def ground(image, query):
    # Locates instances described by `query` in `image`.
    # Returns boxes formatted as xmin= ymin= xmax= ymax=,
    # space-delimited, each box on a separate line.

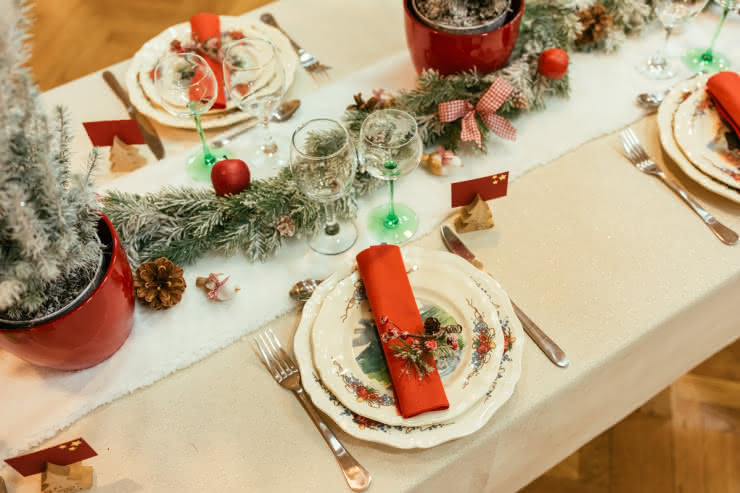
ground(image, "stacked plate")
xmin=125 ymin=16 xmax=298 ymax=129
xmin=658 ymin=76 xmax=740 ymax=204
xmin=294 ymin=247 xmax=524 ymax=449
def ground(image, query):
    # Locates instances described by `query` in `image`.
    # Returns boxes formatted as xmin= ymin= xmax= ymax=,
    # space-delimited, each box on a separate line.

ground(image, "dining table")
xmin=3 ymin=0 xmax=740 ymax=491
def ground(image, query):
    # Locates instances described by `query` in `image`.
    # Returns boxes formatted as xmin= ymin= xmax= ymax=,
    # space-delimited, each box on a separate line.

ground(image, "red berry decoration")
xmin=210 ymin=159 xmax=251 ymax=196
xmin=538 ymin=48 xmax=569 ymax=80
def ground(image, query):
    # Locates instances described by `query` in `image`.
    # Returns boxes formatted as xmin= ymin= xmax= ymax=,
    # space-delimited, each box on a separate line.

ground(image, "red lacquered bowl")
xmin=0 ymin=214 xmax=135 ymax=370
xmin=404 ymin=0 xmax=525 ymax=75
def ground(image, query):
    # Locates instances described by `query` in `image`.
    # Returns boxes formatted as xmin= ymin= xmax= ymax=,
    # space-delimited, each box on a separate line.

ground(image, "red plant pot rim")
xmin=404 ymin=0 xmax=524 ymax=40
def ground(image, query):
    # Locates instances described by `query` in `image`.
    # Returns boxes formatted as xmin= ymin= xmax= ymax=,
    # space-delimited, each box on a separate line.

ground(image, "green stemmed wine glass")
xmin=683 ymin=0 xmax=736 ymax=73
xmin=359 ymin=109 xmax=423 ymax=245
xmin=154 ymin=52 xmax=231 ymax=181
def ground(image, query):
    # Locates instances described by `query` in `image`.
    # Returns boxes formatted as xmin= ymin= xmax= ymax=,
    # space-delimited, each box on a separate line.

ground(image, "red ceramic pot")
xmin=404 ymin=0 xmax=525 ymax=75
xmin=0 ymin=214 xmax=135 ymax=370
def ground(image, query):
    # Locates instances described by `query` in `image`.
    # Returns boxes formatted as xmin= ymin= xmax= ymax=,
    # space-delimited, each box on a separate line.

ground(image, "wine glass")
xmin=358 ymin=109 xmax=423 ymax=245
xmin=290 ymin=118 xmax=358 ymax=255
xmin=154 ymin=52 xmax=231 ymax=181
xmin=638 ymin=0 xmax=709 ymax=79
xmin=223 ymin=38 xmax=286 ymax=168
xmin=683 ymin=0 xmax=735 ymax=73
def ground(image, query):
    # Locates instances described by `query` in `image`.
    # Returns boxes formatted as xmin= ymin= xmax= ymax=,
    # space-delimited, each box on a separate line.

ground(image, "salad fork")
xmin=254 ymin=329 xmax=371 ymax=492
xmin=260 ymin=13 xmax=331 ymax=81
xmin=619 ymin=128 xmax=738 ymax=245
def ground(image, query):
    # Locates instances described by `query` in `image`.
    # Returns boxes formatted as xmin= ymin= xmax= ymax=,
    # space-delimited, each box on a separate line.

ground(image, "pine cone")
xmin=576 ymin=4 xmax=613 ymax=46
xmin=424 ymin=317 xmax=441 ymax=335
xmin=347 ymin=93 xmax=381 ymax=112
xmin=134 ymin=257 xmax=186 ymax=310
xmin=275 ymin=215 xmax=296 ymax=237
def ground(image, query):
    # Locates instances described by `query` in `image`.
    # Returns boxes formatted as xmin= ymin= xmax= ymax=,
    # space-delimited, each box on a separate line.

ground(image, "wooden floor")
xmin=522 ymin=339 xmax=740 ymax=493
xmin=28 ymin=0 xmax=273 ymax=91
xmin=25 ymin=1 xmax=740 ymax=491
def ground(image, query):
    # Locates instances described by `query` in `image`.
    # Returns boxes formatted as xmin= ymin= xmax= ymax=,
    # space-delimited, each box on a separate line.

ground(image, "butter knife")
xmin=102 ymin=70 xmax=165 ymax=160
xmin=440 ymin=225 xmax=569 ymax=368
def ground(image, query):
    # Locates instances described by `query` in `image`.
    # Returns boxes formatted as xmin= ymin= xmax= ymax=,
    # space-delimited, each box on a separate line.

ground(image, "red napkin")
xmin=707 ymin=71 xmax=740 ymax=138
xmin=189 ymin=13 xmax=226 ymax=109
xmin=356 ymin=245 xmax=449 ymax=418
xmin=82 ymin=120 xmax=146 ymax=146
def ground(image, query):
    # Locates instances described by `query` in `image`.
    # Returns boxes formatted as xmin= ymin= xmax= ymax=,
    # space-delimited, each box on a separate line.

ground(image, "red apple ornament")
xmin=538 ymin=48 xmax=569 ymax=80
xmin=211 ymin=159 xmax=251 ymax=196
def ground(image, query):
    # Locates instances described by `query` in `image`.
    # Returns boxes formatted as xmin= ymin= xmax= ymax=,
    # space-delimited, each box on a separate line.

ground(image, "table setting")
xmin=1 ymin=0 xmax=740 ymax=491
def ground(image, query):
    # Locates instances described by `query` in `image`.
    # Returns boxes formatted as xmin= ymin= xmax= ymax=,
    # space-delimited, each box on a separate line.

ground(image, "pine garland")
xmin=104 ymin=0 xmax=654 ymax=267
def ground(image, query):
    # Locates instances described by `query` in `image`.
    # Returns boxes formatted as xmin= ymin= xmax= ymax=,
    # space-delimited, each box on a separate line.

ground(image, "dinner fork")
xmin=254 ymin=329 xmax=371 ymax=492
xmin=260 ymin=13 xmax=331 ymax=81
xmin=619 ymin=128 xmax=738 ymax=245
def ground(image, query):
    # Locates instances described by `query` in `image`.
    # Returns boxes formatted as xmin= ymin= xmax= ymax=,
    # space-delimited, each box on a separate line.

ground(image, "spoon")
xmin=211 ymin=99 xmax=301 ymax=148
xmin=289 ymin=279 xmax=322 ymax=302
xmin=636 ymin=90 xmax=669 ymax=112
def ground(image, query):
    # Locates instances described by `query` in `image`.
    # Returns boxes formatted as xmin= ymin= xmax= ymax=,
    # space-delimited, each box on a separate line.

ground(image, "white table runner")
xmin=1 ymin=14 xmax=738 ymax=459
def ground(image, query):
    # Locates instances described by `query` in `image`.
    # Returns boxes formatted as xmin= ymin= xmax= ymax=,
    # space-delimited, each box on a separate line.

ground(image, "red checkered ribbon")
xmin=438 ymin=78 xmax=517 ymax=147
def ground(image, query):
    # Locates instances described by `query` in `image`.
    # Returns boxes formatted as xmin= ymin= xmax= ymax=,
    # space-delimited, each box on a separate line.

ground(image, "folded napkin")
xmin=189 ymin=13 xmax=226 ymax=109
xmin=707 ymin=71 xmax=740 ymax=138
xmin=356 ymin=245 xmax=449 ymax=418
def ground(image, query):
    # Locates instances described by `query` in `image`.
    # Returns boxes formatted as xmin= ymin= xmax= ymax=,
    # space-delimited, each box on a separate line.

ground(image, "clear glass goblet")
xmin=154 ymin=52 xmax=231 ymax=181
xmin=639 ymin=0 xmax=709 ymax=79
xmin=359 ymin=109 xmax=423 ymax=245
xmin=290 ymin=118 xmax=358 ymax=255
xmin=683 ymin=0 xmax=735 ymax=73
xmin=223 ymin=38 xmax=286 ymax=168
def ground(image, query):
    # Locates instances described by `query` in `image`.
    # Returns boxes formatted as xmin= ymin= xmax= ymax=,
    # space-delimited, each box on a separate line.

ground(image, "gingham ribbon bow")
xmin=438 ymin=78 xmax=517 ymax=147
xmin=207 ymin=273 xmax=229 ymax=300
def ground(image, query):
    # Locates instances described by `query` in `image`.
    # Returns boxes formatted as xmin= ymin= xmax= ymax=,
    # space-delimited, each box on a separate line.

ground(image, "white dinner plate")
xmin=311 ymin=249 xmax=504 ymax=426
xmin=294 ymin=247 xmax=524 ymax=449
xmin=674 ymin=86 xmax=740 ymax=191
xmin=126 ymin=16 xmax=297 ymax=129
xmin=658 ymin=77 xmax=740 ymax=204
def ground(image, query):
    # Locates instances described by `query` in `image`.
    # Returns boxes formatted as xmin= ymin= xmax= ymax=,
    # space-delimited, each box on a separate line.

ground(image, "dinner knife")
xmin=102 ymin=70 xmax=165 ymax=160
xmin=440 ymin=224 xmax=569 ymax=368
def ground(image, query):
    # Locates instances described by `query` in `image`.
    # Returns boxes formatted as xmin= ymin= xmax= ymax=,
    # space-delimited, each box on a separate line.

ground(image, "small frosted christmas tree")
xmin=0 ymin=0 xmax=103 ymax=321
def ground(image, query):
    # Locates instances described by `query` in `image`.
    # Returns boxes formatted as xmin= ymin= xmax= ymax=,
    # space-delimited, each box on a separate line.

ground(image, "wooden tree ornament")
xmin=454 ymin=194 xmax=494 ymax=233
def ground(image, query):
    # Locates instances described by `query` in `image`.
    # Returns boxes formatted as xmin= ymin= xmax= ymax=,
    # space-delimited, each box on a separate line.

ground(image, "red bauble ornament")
xmin=211 ymin=159 xmax=251 ymax=196
xmin=538 ymin=48 xmax=569 ymax=80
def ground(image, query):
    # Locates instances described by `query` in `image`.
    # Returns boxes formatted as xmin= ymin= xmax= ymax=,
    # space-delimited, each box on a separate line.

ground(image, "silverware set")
xmin=254 ymin=329 xmax=371 ymax=492
xmin=619 ymin=128 xmax=738 ymax=245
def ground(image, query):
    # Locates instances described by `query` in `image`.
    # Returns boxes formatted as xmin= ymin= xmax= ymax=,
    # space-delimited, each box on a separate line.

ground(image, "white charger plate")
xmin=658 ymin=77 xmax=740 ymax=204
xmin=674 ymin=86 xmax=740 ymax=190
xmin=294 ymin=247 xmax=524 ymax=449
xmin=311 ymin=249 xmax=504 ymax=426
xmin=125 ymin=17 xmax=297 ymax=129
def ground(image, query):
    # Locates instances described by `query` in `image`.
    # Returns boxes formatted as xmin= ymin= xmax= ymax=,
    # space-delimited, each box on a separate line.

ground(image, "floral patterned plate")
xmin=125 ymin=16 xmax=297 ymax=129
xmin=311 ymin=248 xmax=504 ymax=426
xmin=674 ymin=85 xmax=740 ymax=191
xmin=294 ymin=247 xmax=524 ymax=449
xmin=658 ymin=77 xmax=740 ymax=204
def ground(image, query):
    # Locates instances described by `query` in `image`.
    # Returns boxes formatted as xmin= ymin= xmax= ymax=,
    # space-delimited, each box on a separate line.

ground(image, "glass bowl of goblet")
xmin=358 ymin=109 xmax=423 ymax=245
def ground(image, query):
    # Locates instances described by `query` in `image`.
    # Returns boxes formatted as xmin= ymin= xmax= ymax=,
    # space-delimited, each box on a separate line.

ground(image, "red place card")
xmin=4 ymin=438 xmax=97 ymax=477
xmin=83 ymin=120 xmax=145 ymax=146
xmin=451 ymin=172 xmax=509 ymax=207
